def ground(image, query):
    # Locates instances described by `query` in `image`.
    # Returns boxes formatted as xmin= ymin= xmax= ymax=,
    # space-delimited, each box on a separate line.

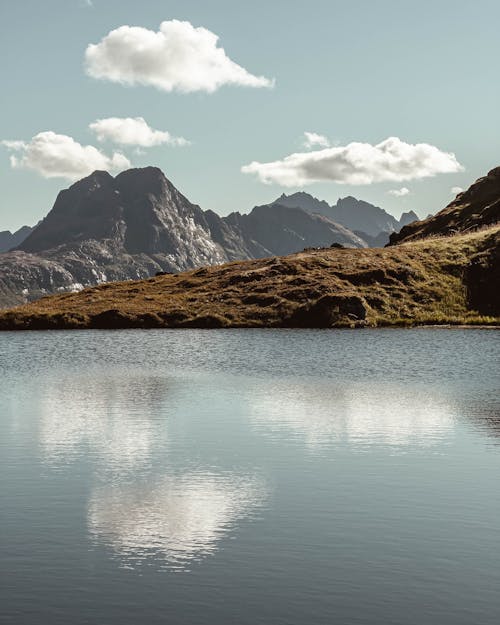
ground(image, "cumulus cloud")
xmin=451 ymin=186 xmax=464 ymax=195
xmin=89 ymin=116 xmax=190 ymax=147
xmin=303 ymin=131 xmax=330 ymax=149
xmin=84 ymin=19 xmax=274 ymax=93
xmin=388 ymin=187 xmax=410 ymax=197
xmin=1 ymin=131 xmax=130 ymax=181
xmin=242 ymin=137 xmax=463 ymax=187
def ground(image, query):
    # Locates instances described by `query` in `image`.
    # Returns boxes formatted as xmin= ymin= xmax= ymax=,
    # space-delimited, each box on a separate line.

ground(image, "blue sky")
xmin=1 ymin=0 xmax=499 ymax=231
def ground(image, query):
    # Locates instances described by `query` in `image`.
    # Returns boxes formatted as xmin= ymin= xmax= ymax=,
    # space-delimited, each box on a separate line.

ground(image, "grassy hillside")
xmin=390 ymin=166 xmax=500 ymax=244
xmin=0 ymin=226 xmax=498 ymax=330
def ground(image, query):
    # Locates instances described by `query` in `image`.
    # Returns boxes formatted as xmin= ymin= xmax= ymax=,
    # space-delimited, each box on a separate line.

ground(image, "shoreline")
xmin=1 ymin=322 xmax=499 ymax=333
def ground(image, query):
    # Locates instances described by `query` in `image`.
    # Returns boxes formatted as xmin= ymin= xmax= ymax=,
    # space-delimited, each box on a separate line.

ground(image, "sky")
xmin=1 ymin=0 xmax=499 ymax=231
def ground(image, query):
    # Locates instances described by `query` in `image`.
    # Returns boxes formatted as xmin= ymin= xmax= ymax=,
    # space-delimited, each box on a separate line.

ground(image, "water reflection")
xmin=38 ymin=374 xmax=170 ymax=473
xmin=88 ymin=471 xmax=267 ymax=570
xmin=250 ymin=382 xmax=456 ymax=450
xmin=465 ymin=400 xmax=500 ymax=442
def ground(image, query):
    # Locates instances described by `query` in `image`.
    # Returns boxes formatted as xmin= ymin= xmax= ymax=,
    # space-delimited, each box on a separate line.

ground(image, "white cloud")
xmin=89 ymin=116 xmax=190 ymax=147
xmin=84 ymin=19 xmax=274 ymax=93
xmin=242 ymin=137 xmax=463 ymax=187
xmin=2 ymin=131 xmax=130 ymax=181
xmin=388 ymin=186 xmax=410 ymax=197
xmin=2 ymin=140 xmax=26 ymax=150
xmin=303 ymin=131 xmax=330 ymax=149
xmin=451 ymin=186 xmax=464 ymax=195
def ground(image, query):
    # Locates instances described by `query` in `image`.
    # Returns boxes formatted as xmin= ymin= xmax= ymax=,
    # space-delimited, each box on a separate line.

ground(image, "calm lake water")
xmin=1 ymin=328 xmax=499 ymax=625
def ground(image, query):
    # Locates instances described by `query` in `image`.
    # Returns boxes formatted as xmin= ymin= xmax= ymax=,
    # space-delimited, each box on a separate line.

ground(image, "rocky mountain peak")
xmin=114 ymin=166 xmax=169 ymax=195
xmin=1 ymin=166 xmax=383 ymax=308
xmin=68 ymin=170 xmax=115 ymax=194
xmin=275 ymin=191 xmax=331 ymax=214
xmin=399 ymin=211 xmax=419 ymax=227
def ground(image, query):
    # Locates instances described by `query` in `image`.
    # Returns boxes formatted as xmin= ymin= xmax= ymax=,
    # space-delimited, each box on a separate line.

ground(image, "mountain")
xmin=0 ymin=225 xmax=34 ymax=253
xmin=2 ymin=164 xmax=499 ymax=328
xmin=390 ymin=167 xmax=500 ymax=244
xmin=222 ymin=203 xmax=366 ymax=255
xmin=0 ymin=167 xmax=365 ymax=308
xmin=353 ymin=230 xmax=392 ymax=248
xmin=275 ymin=192 xmax=419 ymax=237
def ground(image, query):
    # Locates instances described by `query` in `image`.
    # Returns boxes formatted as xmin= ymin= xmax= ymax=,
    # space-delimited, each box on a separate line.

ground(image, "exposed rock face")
xmin=465 ymin=241 xmax=500 ymax=315
xmin=275 ymin=192 xmax=418 ymax=237
xmin=0 ymin=225 xmax=34 ymax=253
xmin=19 ymin=168 xmax=229 ymax=266
xmin=390 ymin=167 xmax=500 ymax=244
xmin=0 ymin=167 xmax=366 ymax=308
xmin=288 ymin=294 xmax=368 ymax=328
xmin=0 ymin=168 xmax=234 ymax=308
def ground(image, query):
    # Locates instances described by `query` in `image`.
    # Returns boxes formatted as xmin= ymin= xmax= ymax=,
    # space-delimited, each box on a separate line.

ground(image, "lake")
xmin=1 ymin=328 xmax=499 ymax=625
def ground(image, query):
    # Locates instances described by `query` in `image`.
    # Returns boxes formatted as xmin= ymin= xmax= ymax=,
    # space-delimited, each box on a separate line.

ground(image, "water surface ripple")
xmin=1 ymin=329 xmax=499 ymax=625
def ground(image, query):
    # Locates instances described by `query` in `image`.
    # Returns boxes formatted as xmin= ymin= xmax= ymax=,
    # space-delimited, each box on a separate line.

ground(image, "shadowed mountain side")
xmin=390 ymin=167 xmax=500 ymax=244
xmin=353 ymin=230 xmax=391 ymax=248
xmin=275 ymin=192 xmax=419 ymax=237
xmin=0 ymin=225 xmax=35 ymax=253
xmin=1 ymin=226 xmax=498 ymax=330
xmin=223 ymin=203 xmax=367 ymax=256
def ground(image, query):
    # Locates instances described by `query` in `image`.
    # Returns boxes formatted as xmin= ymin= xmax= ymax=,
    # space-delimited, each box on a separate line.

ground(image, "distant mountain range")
xmin=0 ymin=167 xmax=417 ymax=307
xmin=274 ymin=191 xmax=418 ymax=238
xmin=0 ymin=225 xmax=34 ymax=253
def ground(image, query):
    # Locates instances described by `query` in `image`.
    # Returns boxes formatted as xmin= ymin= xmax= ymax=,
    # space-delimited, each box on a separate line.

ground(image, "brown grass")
xmin=1 ymin=225 xmax=498 ymax=330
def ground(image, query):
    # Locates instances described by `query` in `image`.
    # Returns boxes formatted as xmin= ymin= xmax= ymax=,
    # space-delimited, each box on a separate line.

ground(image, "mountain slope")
xmin=0 ymin=168 xmax=235 ymax=308
xmin=1 ymin=226 xmax=497 ymax=330
xmin=390 ymin=167 xmax=500 ymax=244
xmin=19 ymin=168 xmax=230 ymax=265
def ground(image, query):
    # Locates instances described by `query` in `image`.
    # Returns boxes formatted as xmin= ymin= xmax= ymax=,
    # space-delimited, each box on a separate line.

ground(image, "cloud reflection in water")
xmin=88 ymin=472 xmax=267 ymax=570
xmin=250 ymin=382 xmax=456 ymax=451
xmin=38 ymin=374 xmax=170 ymax=473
